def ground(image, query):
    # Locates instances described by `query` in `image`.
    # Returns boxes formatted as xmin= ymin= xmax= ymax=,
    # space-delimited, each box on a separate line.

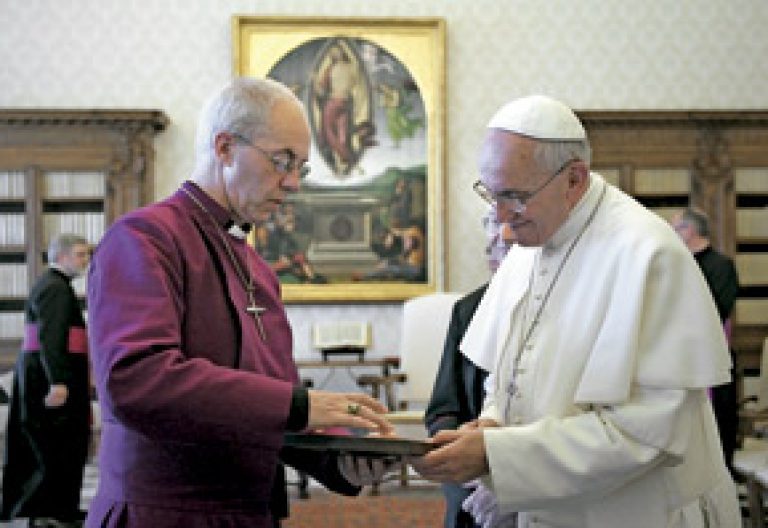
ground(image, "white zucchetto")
xmin=488 ymin=95 xmax=586 ymax=141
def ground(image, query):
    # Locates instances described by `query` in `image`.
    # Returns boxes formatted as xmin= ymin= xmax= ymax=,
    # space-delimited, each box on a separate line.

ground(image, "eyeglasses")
xmin=481 ymin=212 xmax=500 ymax=234
xmin=231 ymin=133 xmax=310 ymax=179
xmin=473 ymin=159 xmax=576 ymax=214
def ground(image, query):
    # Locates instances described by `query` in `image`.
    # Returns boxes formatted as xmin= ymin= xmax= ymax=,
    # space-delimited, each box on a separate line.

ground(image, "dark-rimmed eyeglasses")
xmin=473 ymin=159 xmax=576 ymax=214
xmin=231 ymin=133 xmax=310 ymax=179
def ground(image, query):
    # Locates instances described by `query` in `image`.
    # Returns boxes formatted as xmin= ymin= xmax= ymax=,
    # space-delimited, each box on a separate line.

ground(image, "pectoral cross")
xmin=503 ymin=367 xmax=519 ymax=423
xmin=245 ymin=289 xmax=267 ymax=341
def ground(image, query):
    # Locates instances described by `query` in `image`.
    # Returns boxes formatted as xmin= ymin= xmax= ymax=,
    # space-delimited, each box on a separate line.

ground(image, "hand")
xmin=460 ymin=418 xmax=501 ymax=431
xmin=338 ymin=454 xmax=401 ymax=486
xmin=307 ymin=390 xmax=395 ymax=436
xmin=44 ymin=384 xmax=68 ymax=408
xmin=409 ymin=428 xmax=489 ymax=483
xmin=462 ymin=482 xmax=517 ymax=528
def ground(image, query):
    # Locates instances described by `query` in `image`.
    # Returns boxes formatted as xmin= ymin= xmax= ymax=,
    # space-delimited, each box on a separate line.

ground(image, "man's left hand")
xmin=338 ymin=454 xmax=400 ymax=486
xmin=409 ymin=428 xmax=489 ymax=483
xmin=462 ymin=481 xmax=517 ymax=527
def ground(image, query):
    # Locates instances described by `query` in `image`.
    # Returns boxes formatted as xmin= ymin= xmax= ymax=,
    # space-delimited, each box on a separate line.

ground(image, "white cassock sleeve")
xmin=482 ymin=385 xmax=692 ymax=514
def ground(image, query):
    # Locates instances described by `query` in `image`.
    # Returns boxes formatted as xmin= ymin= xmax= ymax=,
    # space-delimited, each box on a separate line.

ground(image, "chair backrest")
xmin=398 ymin=292 xmax=462 ymax=406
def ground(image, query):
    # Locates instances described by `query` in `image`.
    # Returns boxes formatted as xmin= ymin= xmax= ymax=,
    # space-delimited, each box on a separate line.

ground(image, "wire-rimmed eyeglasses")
xmin=231 ymin=133 xmax=310 ymax=179
xmin=473 ymin=159 xmax=576 ymax=214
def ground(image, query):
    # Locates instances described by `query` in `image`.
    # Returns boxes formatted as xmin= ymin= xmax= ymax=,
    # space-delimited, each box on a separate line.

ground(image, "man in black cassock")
xmin=425 ymin=213 xmax=515 ymax=528
xmin=1 ymin=234 xmax=92 ymax=527
xmin=672 ymin=207 xmax=741 ymax=473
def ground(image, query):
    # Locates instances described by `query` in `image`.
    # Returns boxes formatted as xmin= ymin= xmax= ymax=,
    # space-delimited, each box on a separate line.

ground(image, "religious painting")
xmin=233 ymin=17 xmax=446 ymax=302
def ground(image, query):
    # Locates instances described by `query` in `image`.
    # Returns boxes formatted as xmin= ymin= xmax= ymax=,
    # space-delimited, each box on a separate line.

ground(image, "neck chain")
xmin=504 ymin=184 xmax=607 ymax=415
xmin=182 ymin=186 xmax=267 ymax=341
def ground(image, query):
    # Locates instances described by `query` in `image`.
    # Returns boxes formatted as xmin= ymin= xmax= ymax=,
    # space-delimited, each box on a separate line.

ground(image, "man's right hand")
xmin=44 ymin=384 xmax=68 ymax=407
xmin=410 ymin=428 xmax=490 ymax=483
xmin=306 ymin=390 xmax=395 ymax=436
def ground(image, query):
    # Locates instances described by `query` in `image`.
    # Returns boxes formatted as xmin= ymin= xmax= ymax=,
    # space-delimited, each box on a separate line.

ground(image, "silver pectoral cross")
xmin=245 ymin=293 xmax=267 ymax=341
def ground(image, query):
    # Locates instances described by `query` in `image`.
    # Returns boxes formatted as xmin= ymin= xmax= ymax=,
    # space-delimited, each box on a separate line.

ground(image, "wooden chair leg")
xmin=746 ymin=475 xmax=765 ymax=528
xmin=297 ymin=471 xmax=310 ymax=500
xmin=356 ymin=375 xmax=382 ymax=405
xmin=384 ymin=381 xmax=397 ymax=411
xmin=399 ymin=460 xmax=408 ymax=487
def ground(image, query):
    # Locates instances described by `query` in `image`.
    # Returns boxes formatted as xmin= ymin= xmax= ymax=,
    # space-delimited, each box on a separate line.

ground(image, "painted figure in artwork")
xmin=311 ymin=39 xmax=376 ymax=176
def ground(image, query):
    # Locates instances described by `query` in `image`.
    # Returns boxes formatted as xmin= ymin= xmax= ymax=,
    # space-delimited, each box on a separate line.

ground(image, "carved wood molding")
xmin=0 ymin=109 xmax=168 ymax=218
xmin=578 ymin=110 xmax=768 ymax=253
xmin=0 ymin=109 xmax=168 ymax=132
xmin=578 ymin=110 xmax=768 ymax=128
xmin=0 ymin=109 xmax=168 ymax=281
xmin=691 ymin=128 xmax=736 ymax=254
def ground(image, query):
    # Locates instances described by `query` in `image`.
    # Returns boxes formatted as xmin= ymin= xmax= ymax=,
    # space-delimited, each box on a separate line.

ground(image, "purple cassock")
xmin=85 ymin=182 xmax=357 ymax=527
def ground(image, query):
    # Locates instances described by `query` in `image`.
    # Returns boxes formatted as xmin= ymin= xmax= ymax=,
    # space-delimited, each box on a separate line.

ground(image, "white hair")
xmin=48 ymin=233 xmax=88 ymax=263
xmin=193 ymin=77 xmax=303 ymax=167
xmin=532 ymin=138 xmax=592 ymax=175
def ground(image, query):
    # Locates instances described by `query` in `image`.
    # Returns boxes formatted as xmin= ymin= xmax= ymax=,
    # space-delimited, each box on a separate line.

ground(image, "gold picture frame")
xmin=233 ymin=16 xmax=446 ymax=303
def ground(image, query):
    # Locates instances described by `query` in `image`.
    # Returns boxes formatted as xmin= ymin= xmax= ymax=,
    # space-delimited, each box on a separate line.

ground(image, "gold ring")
xmin=347 ymin=403 xmax=361 ymax=415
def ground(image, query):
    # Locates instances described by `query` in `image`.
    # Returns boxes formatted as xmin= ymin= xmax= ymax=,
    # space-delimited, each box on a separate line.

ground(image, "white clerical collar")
xmin=544 ymin=172 xmax=605 ymax=251
xmin=49 ymin=263 xmax=75 ymax=279
xmin=224 ymin=220 xmax=252 ymax=240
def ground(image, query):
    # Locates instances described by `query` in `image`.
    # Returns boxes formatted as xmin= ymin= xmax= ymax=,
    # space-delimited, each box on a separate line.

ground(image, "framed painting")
xmin=233 ymin=16 xmax=446 ymax=302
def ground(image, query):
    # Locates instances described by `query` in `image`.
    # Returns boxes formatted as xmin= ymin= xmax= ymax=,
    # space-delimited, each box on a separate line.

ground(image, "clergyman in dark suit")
xmin=425 ymin=214 xmax=514 ymax=528
xmin=671 ymin=207 xmax=740 ymax=474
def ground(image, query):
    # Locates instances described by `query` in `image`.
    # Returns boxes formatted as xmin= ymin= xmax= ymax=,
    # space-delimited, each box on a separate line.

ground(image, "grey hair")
xmin=48 ymin=233 xmax=88 ymax=263
xmin=532 ymin=138 xmax=592 ymax=176
xmin=680 ymin=207 xmax=710 ymax=237
xmin=194 ymin=77 xmax=303 ymax=164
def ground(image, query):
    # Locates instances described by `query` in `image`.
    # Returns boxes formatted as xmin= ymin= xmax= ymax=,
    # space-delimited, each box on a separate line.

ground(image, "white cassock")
xmin=461 ymin=173 xmax=740 ymax=528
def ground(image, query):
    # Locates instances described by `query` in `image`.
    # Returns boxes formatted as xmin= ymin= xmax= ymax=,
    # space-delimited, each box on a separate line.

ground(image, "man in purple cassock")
xmin=85 ymin=78 xmax=395 ymax=528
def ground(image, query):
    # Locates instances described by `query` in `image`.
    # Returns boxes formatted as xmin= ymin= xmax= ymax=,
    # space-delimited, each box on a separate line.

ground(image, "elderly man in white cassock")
xmin=411 ymin=95 xmax=740 ymax=527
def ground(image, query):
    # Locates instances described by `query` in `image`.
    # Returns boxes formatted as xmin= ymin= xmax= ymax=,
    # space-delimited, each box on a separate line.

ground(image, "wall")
xmin=2 ymin=0 xmax=766 ymax=376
